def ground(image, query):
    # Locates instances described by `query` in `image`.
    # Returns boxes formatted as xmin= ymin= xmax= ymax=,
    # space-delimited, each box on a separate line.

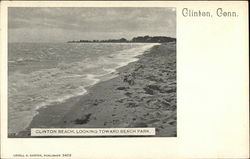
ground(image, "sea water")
xmin=8 ymin=42 xmax=158 ymax=134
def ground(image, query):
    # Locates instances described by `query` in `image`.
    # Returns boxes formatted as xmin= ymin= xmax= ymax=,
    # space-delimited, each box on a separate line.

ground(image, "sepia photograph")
xmin=8 ymin=7 xmax=176 ymax=138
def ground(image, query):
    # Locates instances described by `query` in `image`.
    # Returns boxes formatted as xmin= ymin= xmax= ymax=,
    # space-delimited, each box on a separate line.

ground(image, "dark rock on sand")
xmin=116 ymin=86 xmax=129 ymax=90
xmin=74 ymin=113 xmax=92 ymax=125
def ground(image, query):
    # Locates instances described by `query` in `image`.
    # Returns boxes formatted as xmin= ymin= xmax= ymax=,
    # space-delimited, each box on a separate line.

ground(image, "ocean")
xmin=8 ymin=42 xmax=158 ymax=134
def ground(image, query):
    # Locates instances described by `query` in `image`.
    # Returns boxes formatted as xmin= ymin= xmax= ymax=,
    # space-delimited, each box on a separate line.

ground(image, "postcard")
xmin=0 ymin=1 xmax=249 ymax=159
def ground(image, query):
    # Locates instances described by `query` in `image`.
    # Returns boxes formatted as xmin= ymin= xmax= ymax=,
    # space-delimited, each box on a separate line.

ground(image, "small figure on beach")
xmin=123 ymin=73 xmax=135 ymax=85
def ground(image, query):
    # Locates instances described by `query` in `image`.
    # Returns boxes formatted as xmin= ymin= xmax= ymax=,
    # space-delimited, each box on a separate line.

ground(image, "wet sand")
xmin=16 ymin=42 xmax=176 ymax=137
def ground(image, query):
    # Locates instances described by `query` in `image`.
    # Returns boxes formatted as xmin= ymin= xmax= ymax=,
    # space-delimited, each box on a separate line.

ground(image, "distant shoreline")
xmin=68 ymin=36 xmax=176 ymax=43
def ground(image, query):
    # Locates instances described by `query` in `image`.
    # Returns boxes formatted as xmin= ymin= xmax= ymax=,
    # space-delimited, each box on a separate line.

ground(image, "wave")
xmin=9 ymin=57 xmax=40 ymax=64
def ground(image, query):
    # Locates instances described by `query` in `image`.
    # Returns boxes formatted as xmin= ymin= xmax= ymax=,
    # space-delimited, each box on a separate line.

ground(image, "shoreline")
xmin=13 ymin=42 xmax=176 ymax=138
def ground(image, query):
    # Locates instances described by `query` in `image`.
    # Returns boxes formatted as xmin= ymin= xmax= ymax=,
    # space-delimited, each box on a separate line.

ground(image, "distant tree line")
xmin=131 ymin=36 xmax=175 ymax=43
xmin=68 ymin=36 xmax=176 ymax=43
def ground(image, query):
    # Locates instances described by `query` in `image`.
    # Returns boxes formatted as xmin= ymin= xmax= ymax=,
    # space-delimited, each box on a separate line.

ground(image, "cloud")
xmin=8 ymin=7 xmax=176 ymax=42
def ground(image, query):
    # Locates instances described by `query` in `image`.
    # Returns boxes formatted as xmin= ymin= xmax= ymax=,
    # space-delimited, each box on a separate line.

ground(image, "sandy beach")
xmin=16 ymin=42 xmax=176 ymax=137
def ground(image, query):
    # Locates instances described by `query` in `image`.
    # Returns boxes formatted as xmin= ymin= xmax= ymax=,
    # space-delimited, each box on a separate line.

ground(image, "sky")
xmin=8 ymin=7 xmax=176 ymax=43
